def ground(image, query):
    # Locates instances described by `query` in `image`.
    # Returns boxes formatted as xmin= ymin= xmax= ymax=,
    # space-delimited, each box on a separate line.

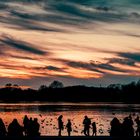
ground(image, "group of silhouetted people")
xmin=0 ymin=114 xmax=140 ymax=137
xmin=23 ymin=115 xmax=40 ymax=136
xmin=57 ymin=115 xmax=72 ymax=136
xmin=83 ymin=116 xmax=97 ymax=136
xmin=110 ymin=115 xmax=140 ymax=137
xmin=0 ymin=115 xmax=40 ymax=136
xmin=57 ymin=115 xmax=97 ymax=136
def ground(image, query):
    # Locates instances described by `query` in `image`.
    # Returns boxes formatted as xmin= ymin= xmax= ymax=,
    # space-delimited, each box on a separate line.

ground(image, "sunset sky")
xmin=0 ymin=0 xmax=140 ymax=88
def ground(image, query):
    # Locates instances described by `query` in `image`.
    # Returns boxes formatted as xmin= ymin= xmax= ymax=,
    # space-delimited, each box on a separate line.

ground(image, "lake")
xmin=0 ymin=102 xmax=139 ymax=136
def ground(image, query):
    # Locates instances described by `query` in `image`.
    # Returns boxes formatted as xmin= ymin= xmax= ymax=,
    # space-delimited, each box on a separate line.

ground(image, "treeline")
xmin=0 ymin=80 xmax=140 ymax=103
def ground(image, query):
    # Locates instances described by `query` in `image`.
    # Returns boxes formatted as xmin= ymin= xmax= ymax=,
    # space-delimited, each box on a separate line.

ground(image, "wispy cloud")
xmin=0 ymin=35 xmax=47 ymax=55
xmin=1 ymin=0 xmax=140 ymax=33
xmin=118 ymin=52 xmax=140 ymax=62
xmin=34 ymin=65 xmax=65 ymax=72
xmin=107 ymin=58 xmax=135 ymax=66
xmin=0 ymin=0 xmax=140 ymax=87
xmin=62 ymin=60 xmax=129 ymax=74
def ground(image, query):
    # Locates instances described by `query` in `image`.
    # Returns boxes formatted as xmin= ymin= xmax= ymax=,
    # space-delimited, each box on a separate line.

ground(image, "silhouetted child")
xmin=92 ymin=122 xmax=97 ymax=136
xmin=66 ymin=119 xmax=72 ymax=136
xmin=8 ymin=119 xmax=23 ymax=136
xmin=83 ymin=116 xmax=91 ymax=136
xmin=0 ymin=118 xmax=7 ymax=136
xmin=58 ymin=115 xmax=64 ymax=136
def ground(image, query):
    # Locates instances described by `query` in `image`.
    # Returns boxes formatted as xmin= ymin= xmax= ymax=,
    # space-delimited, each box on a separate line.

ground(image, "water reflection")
xmin=0 ymin=102 xmax=139 ymax=136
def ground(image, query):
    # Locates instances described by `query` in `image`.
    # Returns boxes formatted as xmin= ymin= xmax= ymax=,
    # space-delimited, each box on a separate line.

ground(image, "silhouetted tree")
xmin=5 ymin=83 xmax=12 ymax=88
xmin=13 ymin=84 xmax=20 ymax=89
xmin=108 ymin=84 xmax=122 ymax=90
xmin=38 ymin=85 xmax=48 ymax=91
xmin=49 ymin=81 xmax=64 ymax=88
xmin=137 ymin=80 xmax=140 ymax=87
xmin=0 ymin=79 xmax=140 ymax=103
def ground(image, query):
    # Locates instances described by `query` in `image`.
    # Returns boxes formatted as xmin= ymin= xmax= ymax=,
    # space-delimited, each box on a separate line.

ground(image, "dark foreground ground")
xmin=0 ymin=136 xmax=139 ymax=140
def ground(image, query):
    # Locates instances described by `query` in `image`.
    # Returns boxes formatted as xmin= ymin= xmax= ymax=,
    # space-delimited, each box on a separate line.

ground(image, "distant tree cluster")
xmin=39 ymin=81 xmax=64 ymax=91
xmin=0 ymin=80 xmax=140 ymax=103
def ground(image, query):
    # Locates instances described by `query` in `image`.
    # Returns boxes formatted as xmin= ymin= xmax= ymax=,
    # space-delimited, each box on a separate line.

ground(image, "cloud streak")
xmin=0 ymin=35 xmax=47 ymax=55
xmin=62 ymin=59 xmax=130 ymax=74
xmin=0 ymin=0 xmax=140 ymax=33
xmin=0 ymin=0 xmax=140 ymax=87
xmin=118 ymin=52 xmax=140 ymax=62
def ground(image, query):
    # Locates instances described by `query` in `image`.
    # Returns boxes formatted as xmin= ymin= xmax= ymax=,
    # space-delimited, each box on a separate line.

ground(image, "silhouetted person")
xmin=66 ymin=119 xmax=72 ymax=136
xmin=58 ymin=115 xmax=64 ymax=136
xmin=83 ymin=116 xmax=91 ymax=136
xmin=0 ymin=118 xmax=7 ymax=136
xmin=92 ymin=122 xmax=97 ymax=136
xmin=23 ymin=115 xmax=29 ymax=136
xmin=32 ymin=118 xmax=40 ymax=136
xmin=135 ymin=116 xmax=140 ymax=136
xmin=128 ymin=115 xmax=134 ymax=136
xmin=122 ymin=116 xmax=134 ymax=137
xmin=110 ymin=117 xmax=121 ymax=137
xmin=8 ymin=119 xmax=23 ymax=136
xmin=27 ymin=117 xmax=34 ymax=136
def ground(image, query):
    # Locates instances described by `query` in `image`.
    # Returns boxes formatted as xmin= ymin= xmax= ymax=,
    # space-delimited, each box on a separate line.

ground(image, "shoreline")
xmin=0 ymin=101 xmax=140 ymax=104
xmin=0 ymin=136 xmax=139 ymax=140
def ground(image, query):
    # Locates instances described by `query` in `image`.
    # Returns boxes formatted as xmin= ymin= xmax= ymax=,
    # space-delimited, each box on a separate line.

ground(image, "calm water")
xmin=0 ymin=102 xmax=140 ymax=136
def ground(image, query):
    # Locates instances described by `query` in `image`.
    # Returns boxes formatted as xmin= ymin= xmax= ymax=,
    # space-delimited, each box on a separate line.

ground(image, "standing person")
xmin=122 ymin=116 xmax=134 ymax=137
xmin=0 ymin=118 xmax=7 ymax=136
xmin=32 ymin=118 xmax=40 ymax=136
xmin=58 ymin=115 xmax=64 ymax=136
xmin=27 ymin=117 xmax=33 ymax=136
xmin=135 ymin=116 xmax=140 ymax=136
xmin=92 ymin=122 xmax=97 ymax=136
xmin=23 ymin=115 xmax=29 ymax=136
xmin=66 ymin=119 xmax=72 ymax=136
xmin=8 ymin=119 xmax=23 ymax=136
xmin=110 ymin=117 xmax=121 ymax=136
xmin=128 ymin=115 xmax=134 ymax=136
xmin=83 ymin=116 xmax=91 ymax=136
